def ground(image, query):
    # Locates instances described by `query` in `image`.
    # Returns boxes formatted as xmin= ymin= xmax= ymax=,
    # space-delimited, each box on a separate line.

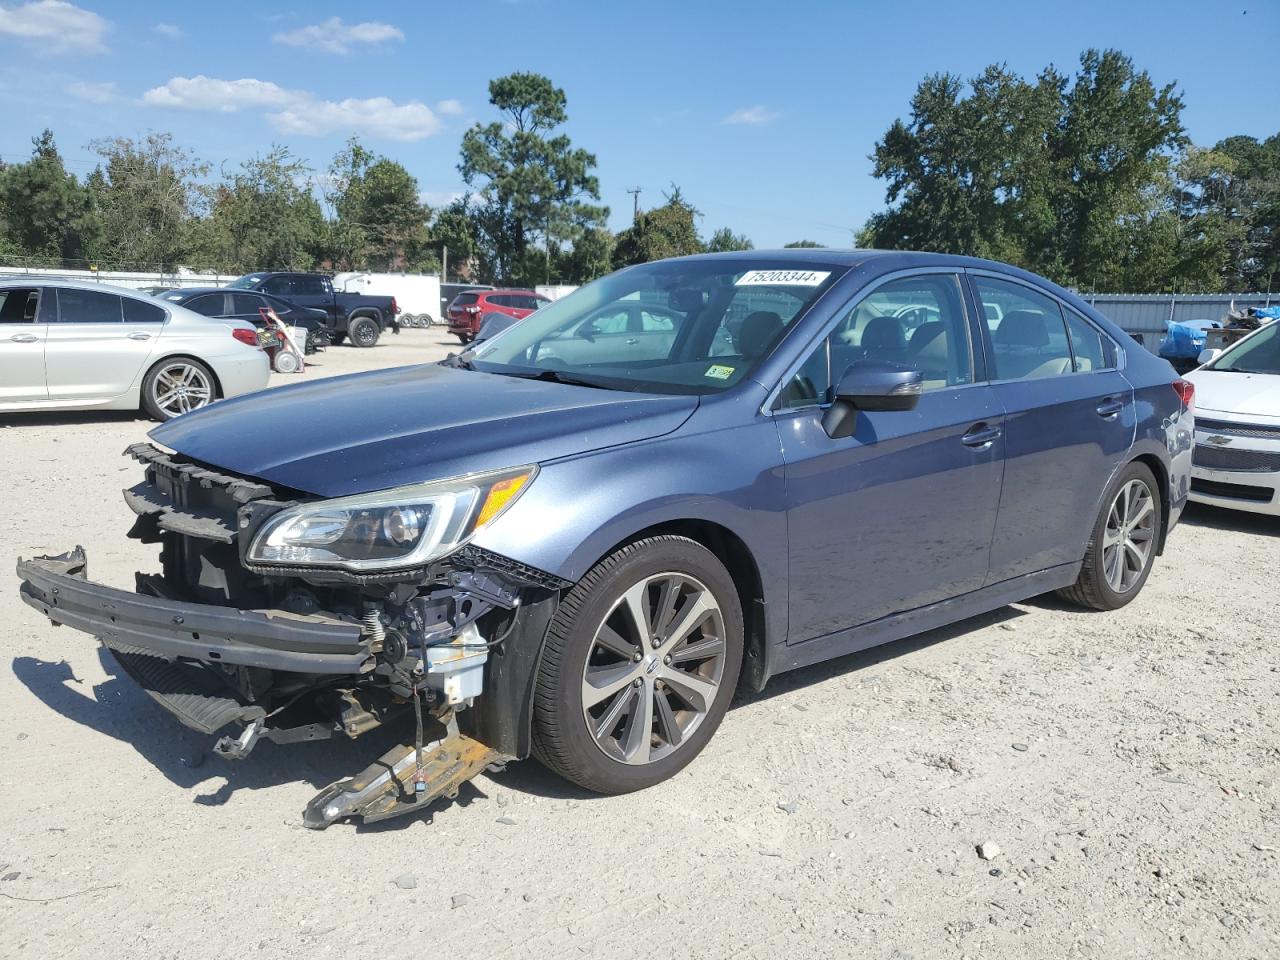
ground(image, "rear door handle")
xmin=962 ymin=423 xmax=1003 ymax=448
xmin=9 ymin=333 xmax=39 ymax=343
xmin=624 ymin=338 xmax=638 ymax=345
xmin=1095 ymin=396 xmax=1124 ymax=419
xmin=127 ymin=332 xmax=153 ymax=341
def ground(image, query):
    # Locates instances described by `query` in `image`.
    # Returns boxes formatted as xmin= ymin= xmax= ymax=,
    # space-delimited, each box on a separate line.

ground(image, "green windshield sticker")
xmin=705 ymin=364 xmax=735 ymax=380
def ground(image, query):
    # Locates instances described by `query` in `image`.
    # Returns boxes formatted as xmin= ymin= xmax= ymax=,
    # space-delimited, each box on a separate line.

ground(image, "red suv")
xmin=447 ymin=289 xmax=549 ymax=344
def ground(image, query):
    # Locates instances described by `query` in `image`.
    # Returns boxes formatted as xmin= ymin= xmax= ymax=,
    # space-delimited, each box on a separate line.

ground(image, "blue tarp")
xmin=1158 ymin=319 xmax=1217 ymax=360
xmin=1255 ymin=306 xmax=1280 ymax=321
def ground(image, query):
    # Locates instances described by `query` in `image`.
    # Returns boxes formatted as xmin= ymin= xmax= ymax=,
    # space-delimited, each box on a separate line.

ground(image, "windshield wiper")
xmin=440 ymin=353 xmax=474 ymax=370
xmin=506 ymin=369 xmax=612 ymax=390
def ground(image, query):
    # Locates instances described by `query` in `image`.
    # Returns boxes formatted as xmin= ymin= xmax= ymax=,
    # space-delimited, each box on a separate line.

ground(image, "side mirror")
xmin=821 ymin=361 xmax=923 ymax=439
xmin=576 ymin=324 xmax=596 ymax=342
xmin=1197 ymin=347 xmax=1221 ymax=366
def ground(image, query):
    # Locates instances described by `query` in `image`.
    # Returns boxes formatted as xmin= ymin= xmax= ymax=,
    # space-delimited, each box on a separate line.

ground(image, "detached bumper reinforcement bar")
xmin=17 ymin=548 xmax=369 ymax=674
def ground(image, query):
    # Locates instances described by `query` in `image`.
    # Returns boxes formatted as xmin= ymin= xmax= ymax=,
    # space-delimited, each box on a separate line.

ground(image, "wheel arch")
xmin=1130 ymin=451 xmax=1172 ymax=554
xmin=345 ymin=309 xmax=382 ymax=331
xmin=594 ymin=519 xmax=770 ymax=694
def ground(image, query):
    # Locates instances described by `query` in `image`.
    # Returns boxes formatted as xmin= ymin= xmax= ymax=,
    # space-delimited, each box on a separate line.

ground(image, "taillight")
xmin=232 ymin=328 xmax=260 ymax=348
xmin=391 ymin=297 xmax=399 ymax=315
xmin=1172 ymin=378 xmax=1194 ymax=411
xmin=465 ymin=305 xmax=481 ymax=314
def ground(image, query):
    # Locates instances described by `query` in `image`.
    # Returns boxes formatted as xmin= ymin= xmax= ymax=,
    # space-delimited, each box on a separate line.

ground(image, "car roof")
xmin=164 ymin=287 xmax=224 ymax=297
xmin=0 ymin=277 xmax=156 ymax=296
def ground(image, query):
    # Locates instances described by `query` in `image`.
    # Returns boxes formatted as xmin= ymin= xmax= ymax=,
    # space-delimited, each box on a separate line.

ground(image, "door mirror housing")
xmin=1197 ymin=347 xmax=1221 ymax=366
xmin=821 ymin=361 xmax=924 ymax=439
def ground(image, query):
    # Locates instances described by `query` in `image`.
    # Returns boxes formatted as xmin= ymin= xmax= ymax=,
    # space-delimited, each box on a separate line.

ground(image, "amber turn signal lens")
xmin=475 ymin=473 xmax=532 ymax=528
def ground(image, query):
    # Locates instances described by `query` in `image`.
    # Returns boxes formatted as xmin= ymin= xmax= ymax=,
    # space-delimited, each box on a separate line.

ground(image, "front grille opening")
xmin=1193 ymin=445 xmax=1280 ymax=473
xmin=1191 ymin=477 xmax=1275 ymax=503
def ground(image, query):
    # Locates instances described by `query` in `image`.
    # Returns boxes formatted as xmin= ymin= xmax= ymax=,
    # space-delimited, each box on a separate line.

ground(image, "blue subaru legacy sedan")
xmin=18 ymin=251 xmax=1194 ymax=827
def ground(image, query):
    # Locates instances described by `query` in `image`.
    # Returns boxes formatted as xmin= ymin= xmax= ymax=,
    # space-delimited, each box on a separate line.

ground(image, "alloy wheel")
xmin=581 ymin=572 xmax=727 ymax=765
xmin=1101 ymin=478 xmax=1155 ymax=593
xmin=151 ymin=362 xmax=213 ymax=417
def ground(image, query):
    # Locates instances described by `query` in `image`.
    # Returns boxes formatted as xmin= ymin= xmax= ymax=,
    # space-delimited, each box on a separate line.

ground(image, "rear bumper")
xmin=17 ymin=548 xmax=369 ymax=674
xmin=210 ymin=349 xmax=271 ymax=399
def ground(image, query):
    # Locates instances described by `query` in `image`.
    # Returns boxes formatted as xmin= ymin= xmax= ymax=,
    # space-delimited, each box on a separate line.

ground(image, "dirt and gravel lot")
xmin=0 ymin=328 xmax=1275 ymax=959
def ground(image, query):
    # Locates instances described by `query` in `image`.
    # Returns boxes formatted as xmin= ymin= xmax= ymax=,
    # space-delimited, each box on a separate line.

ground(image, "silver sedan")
xmin=0 ymin=280 xmax=270 ymax=420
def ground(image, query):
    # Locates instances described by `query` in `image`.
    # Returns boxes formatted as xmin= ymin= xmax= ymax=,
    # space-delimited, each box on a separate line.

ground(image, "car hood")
xmin=150 ymin=364 xmax=698 ymax=497
xmin=1185 ymin=369 xmax=1280 ymax=421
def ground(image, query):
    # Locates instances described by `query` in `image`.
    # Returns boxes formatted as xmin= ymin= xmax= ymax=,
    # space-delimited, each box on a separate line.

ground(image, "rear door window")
xmin=55 ymin=288 xmax=124 ymax=323
xmin=294 ymin=275 xmax=327 ymax=295
xmin=232 ymin=294 xmax=268 ymax=316
xmin=122 ymin=297 xmax=166 ymax=324
xmin=262 ymin=276 xmax=292 ymax=296
xmin=186 ymin=294 xmax=226 ymax=317
xmin=972 ymin=276 xmax=1073 ymax=381
xmin=1063 ymin=308 xmax=1112 ymax=372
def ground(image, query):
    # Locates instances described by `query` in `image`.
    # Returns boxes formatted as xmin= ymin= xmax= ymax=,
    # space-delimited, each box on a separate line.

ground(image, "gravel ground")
xmin=1 ymin=328 xmax=1276 ymax=959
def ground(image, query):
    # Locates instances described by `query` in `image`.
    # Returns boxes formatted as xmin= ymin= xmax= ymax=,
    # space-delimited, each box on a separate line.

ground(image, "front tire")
xmin=1058 ymin=461 xmax=1161 ymax=610
xmin=533 ymin=536 xmax=744 ymax=794
xmin=348 ymin=316 xmax=380 ymax=348
xmin=141 ymin=357 xmax=217 ymax=421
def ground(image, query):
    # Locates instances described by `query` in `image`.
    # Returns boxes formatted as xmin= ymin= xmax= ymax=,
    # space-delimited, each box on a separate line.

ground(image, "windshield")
xmin=228 ymin=273 xmax=266 ymax=290
xmin=1211 ymin=321 xmax=1280 ymax=375
xmin=468 ymin=259 xmax=844 ymax=394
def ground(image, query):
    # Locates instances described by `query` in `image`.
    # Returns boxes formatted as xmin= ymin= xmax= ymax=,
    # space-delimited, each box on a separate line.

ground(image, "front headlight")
xmin=247 ymin=465 xmax=536 ymax=571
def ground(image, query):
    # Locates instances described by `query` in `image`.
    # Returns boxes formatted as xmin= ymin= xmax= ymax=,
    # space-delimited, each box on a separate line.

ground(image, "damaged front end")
xmin=17 ymin=443 xmax=568 ymax=828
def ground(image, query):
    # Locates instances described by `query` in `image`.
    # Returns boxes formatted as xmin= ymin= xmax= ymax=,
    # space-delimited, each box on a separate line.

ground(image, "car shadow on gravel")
xmin=0 ymin=410 xmax=146 ymax=428
xmin=10 ymin=647 xmax=407 ymax=803
xmin=738 ymin=605 xmax=1028 ymax=707
xmin=1179 ymin=501 xmax=1279 ymax=538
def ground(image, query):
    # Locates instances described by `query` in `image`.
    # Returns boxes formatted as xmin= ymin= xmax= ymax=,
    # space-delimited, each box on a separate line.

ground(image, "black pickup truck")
xmin=227 ymin=272 xmax=399 ymax=347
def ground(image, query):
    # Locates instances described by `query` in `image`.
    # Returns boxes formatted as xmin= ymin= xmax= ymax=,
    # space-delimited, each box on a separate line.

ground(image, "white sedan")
xmin=0 ymin=280 xmax=270 ymax=421
xmin=1186 ymin=319 xmax=1280 ymax=516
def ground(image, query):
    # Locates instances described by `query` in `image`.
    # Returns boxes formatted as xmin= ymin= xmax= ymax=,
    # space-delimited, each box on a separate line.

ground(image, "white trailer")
xmin=535 ymin=284 xmax=579 ymax=302
xmin=335 ymin=272 xmax=443 ymax=326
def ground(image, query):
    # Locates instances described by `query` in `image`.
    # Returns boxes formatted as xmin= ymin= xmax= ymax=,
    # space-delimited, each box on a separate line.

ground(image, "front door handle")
xmin=624 ymin=338 xmax=639 ymax=345
xmin=962 ymin=423 xmax=1003 ymax=448
xmin=9 ymin=333 xmax=39 ymax=343
xmin=1095 ymin=396 xmax=1124 ymax=419
xmin=127 ymin=331 xmax=153 ymax=341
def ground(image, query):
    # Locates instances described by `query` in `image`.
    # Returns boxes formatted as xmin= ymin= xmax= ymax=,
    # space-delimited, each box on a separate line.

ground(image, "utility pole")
xmin=442 ymin=244 xmax=448 ymax=284
xmin=626 ymin=187 xmax=642 ymax=222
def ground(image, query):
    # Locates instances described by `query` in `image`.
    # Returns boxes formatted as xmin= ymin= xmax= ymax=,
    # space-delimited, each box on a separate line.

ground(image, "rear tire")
xmin=141 ymin=357 xmax=217 ymax=421
xmin=349 ymin=316 xmax=380 ymax=348
xmin=532 ymin=536 xmax=743 ymax=794
xmin=455 ymin=333 xmax=472 ymax=345
xmin=1058 ymin=461 xmax=1161 ymax=611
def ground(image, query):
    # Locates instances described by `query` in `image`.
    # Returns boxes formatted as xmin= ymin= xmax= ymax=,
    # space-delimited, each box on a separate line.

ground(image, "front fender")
xmin=472 ymin=413 xmax=790 ymax=655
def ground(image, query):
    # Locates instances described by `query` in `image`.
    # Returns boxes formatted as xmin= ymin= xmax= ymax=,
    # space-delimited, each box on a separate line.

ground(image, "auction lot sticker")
xmin=735 ymin=269 xmax=831 ymax=286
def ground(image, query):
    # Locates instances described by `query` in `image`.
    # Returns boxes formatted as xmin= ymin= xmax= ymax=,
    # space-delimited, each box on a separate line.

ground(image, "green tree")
xmin=1193 ymin=133 xmax=1280 ymax=292
xmin=784 ymin=239 xmax=824 ymax=248
xmin=190 ymin=146 xmax=326 ymax=273
xmin=87 ymin=132 xmax=208 ymax=271
xmin=861 ymin=50 xmax=1188 ymax=291
xmin=459 ymin=72 xmax=607 ymax=282
xmin=327 ymin=137 xmax=432 ymax=272
xmin=705 ymin=227 xmax=753 ymax=252
xmin=557 ymin=226 xmax=615 ymax=283
xmin=612 ymin=186 xmax=703 ymax=267
xmin=430 ymin=197 xmax=478 ymax=281
xmin=0 ymin=129 xmax=99 ymax=265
